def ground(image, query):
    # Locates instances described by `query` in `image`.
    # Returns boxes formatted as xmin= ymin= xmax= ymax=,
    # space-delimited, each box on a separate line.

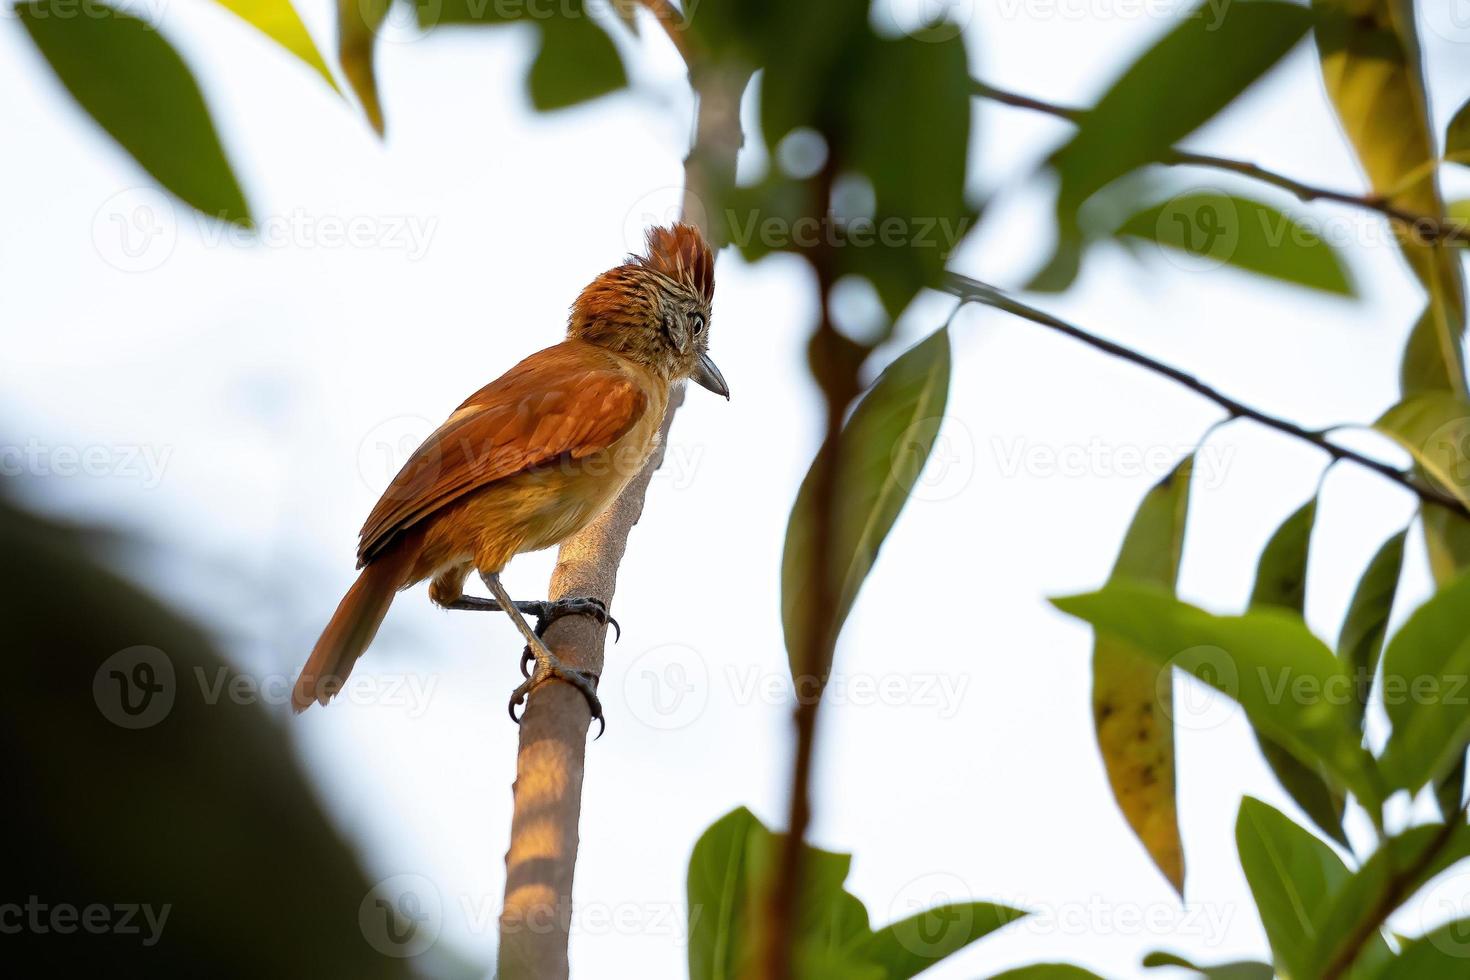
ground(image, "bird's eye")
xmin=690 ymin=313 xmax=706 ymax=336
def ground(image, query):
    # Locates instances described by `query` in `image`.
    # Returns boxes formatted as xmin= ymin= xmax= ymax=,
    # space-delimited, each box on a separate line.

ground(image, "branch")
xmin=941 ymin=273 xmax=1470 ymax=520
xmin=760 ymin=158 xmax=866 ymax=980
xmin=495 ymin=19 xmax=750 ymax=980
xmin=971 ymin=80 xmax=1470 ymax=246
xmin=1320 ymin=800 xmax=1470 ymax=979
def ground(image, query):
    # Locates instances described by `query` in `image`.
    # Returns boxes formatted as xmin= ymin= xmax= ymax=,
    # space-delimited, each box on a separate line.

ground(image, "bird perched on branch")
xmin=292 ymin=224 xmax=727 ymax=729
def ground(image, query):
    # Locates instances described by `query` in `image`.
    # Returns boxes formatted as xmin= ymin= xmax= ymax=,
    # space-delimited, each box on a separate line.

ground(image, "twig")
xmin=1320 ymin=799 xmax=1470 ymax=979
xmin=941 ymin=273 xmax=1470 ymax=520
xmin=971 ymin=80 xmax=1470 ymax=246
xmin=495 ymin=15 xmax=749 ymax=979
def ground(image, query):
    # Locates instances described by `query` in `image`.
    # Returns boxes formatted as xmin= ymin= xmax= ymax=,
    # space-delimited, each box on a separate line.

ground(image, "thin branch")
xmin=971 ymin=80 xmax=1470 ymax=246
xmin=941 ymin=273 xmax=1470 ymax=520
xmin=494 ymin=24 xmax=749 ymax=980
xmin=1320 ymin=800 xmax=1470 ymax=980
xmin=761 ymin=155 xmax=863 ymax=980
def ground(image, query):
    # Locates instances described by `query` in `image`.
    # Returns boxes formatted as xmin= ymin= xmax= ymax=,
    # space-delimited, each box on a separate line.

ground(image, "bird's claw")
xmin=517 ymin=596 xmax=618 ymax=678
xmin=508 ymin=661 xmax=605 ymax=739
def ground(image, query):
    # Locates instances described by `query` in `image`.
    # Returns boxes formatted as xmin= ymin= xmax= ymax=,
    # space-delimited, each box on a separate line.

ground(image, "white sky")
xmin=6 ymin=0 xmax=1470 ymax=976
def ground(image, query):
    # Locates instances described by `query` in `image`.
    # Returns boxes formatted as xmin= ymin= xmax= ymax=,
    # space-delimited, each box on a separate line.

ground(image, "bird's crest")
xmin=634 ymin=223 xmax=714 ymax=304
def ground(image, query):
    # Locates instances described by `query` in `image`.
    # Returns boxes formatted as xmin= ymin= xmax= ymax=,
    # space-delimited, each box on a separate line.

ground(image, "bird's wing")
xmin=357 ymin=341 xmax=648 ymax=564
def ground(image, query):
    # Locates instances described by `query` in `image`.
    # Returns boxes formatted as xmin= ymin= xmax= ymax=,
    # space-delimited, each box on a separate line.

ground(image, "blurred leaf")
xmin=1337 ymin=529 xmax=1407 ymax=725
xmin=1448 ymin=97 xmax=1470 ymax=166
xmin=425 ymin=0 xmax=627 ymax=111
xmin=1375 ymin=392 xmax=1470 ymax=511
xmin=1142 ymin=951 xmax=1274 ymax=979
xmin=782 ymin=328 xmax=951 ymax=686
xmin=526 ymin=13 xmax=626 ymax=111
xmin=1378 ymin=571 xmax=1470 ymax=792
xmin=1248 ymin=499 xmax=1349 ymax=848
xmin=1052 ymin=586 xmax=1380 ymax=807
xmin=19 ymin=1 xmax=251 ymax=225
xmin=338 ymin=0 xmax=389 ymax=134
xmin=686 ymin=806 xmax=1021 ymax=979
xmin=1033 ymin=0 xmax=1311 ymax=291
xmin=1235 ymin=797 xmax=1377 ymax=979
xmin=1117 ymin=193 xmax=1354 ymax=295
xmin=1310 ymin=821 xmax=1470 ymax=975
xmin=1377 ymin=918 xmax=1470 ymax=976
xmin=1312 ymin=0 xmax=1467 ymax=393
xmin=988 ymin=968 xmax=1107 ymax=980
xmin=0 ymin=496 xmax=410 ymax=976
xmin=1092 ymin=457 xmax=1194 ymax=894
xmin=213 ymin=0 xmax=339 ymax=91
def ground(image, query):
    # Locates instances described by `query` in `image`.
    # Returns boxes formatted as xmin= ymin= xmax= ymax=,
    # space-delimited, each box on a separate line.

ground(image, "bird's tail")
xmin=292 ymin=548 xmax=412 ymax=713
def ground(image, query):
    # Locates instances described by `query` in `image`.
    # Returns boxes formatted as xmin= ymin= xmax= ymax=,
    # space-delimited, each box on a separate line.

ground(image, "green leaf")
xmin=782 ymin=328 xmax=951 ymax=686
xmin=1142 ymin=951 xmax=1274 ymax=980
xmin=527 ymin=15 xmax=627 ymax=111
xmin=1236 ymin=797 xmax=1358 ymax=979
xmin=1248 ymin=499 xmax=1350 ymax=848
xmin=338 ymin=0 xmax=389 ymax=134
xmin=687 ymin=807 xmax=761 ymax=980
xmin=987 ymin=968 xmax=1108 ymax=980
xmin=1117 ymin=194 xmax=1354 ymax=296
xmin=425 ymin=0 xmax=627 ymax=112
xmin=1035 ymin=0 xmax=1311 ymax=291
xmin=1378 ymin=918 xmax=1470 ymax=976
xmin=686 ymin=806 xmax=1022 ymax=979
xmin=19 ymin=1 xmax=251 ymax=225
xmin=1309 ymin=821 xmax=1470 ymax=976
xmin=1052 ymin=586 xmax=1379 ymax=807
xmin=213 ymin=0 xmax=339 ymax=91
xmin=1092 ymin=458 xmax=1194 ymax=894
xmin=1378 ymin=571 xmax=1470 ymax=792
xmin=1374 ymin=392 xmax=1470 ymax=511
xmin=1337 ymin=530 xmax=1407 ymax=725
xmin=850 ymin=904 xmax=1026 ymax=979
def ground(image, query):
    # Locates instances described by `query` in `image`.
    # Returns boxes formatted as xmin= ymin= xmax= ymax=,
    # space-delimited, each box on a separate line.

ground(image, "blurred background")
xmin=6 ymin=0 xmax=1470 ymax=976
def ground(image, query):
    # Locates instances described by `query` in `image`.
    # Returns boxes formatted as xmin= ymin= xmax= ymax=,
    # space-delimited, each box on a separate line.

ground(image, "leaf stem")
xmin=942 ymin=273 xmax=1470 ymax=520
xmin=970 ymin=80 xmax=1470 ymax=246
xmin=1319 ymin=799 xmax=1470 ymax=979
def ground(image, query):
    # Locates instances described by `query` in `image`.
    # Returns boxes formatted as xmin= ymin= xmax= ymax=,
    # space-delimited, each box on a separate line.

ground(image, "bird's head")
xmin=568 ymin=223 xmax=728 ymax=398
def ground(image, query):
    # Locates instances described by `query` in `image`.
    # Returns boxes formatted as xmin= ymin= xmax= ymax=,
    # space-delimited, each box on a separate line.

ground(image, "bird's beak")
xmin=692 ymin=351 xmax=729 ymax=399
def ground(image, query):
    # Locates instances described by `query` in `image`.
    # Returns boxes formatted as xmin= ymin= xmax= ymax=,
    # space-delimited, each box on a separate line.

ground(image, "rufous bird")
xmin=292 ymin=224 xmax=726 ymax=730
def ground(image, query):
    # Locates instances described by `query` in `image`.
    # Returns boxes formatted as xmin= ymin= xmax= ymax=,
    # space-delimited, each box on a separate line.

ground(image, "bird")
xmin=291 ymin=223 xmax=727 ymax=729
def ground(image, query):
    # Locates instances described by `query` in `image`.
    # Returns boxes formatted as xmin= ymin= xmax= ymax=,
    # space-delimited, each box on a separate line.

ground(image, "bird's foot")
xmin=508 ymin=652 xmax=604 ymax=739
